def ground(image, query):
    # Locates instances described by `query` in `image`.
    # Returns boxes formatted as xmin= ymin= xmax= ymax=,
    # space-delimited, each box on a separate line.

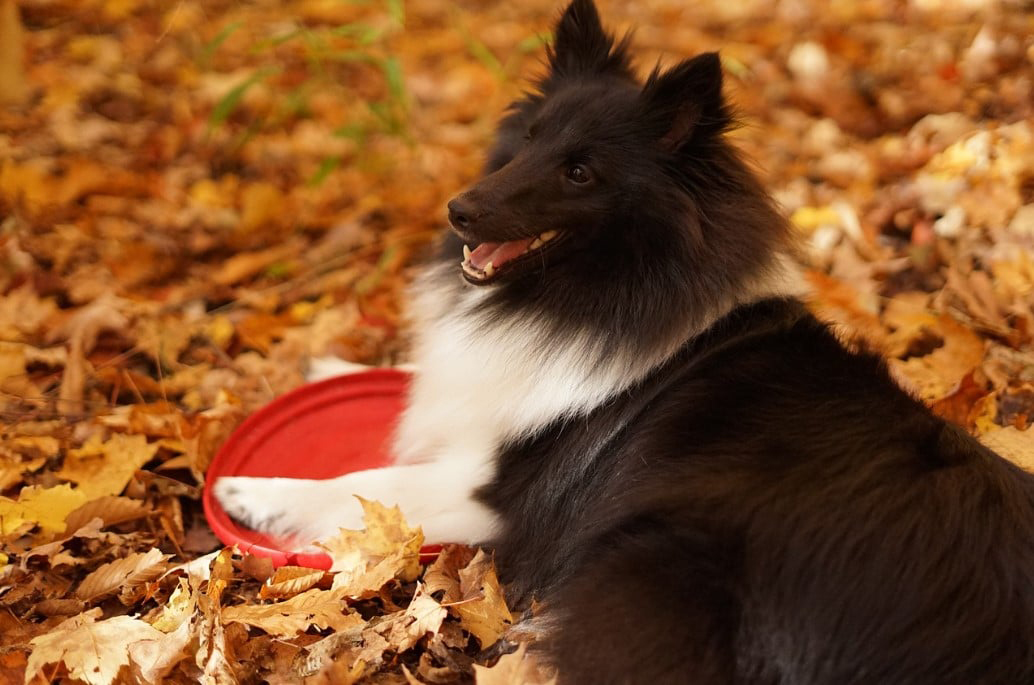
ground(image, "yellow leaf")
xmin=26 ymin=609 xmax=164 ymax=685
xmin=890 ymin=315 xmax=985 ymax=404
xmin=151 ymin=578 xmax=196 ymax=633
xmin=222 ymin=588 xmax=363 ymax=637
xmin=59 ymin=433 xmax=158 ymax=500
xmin=0 ymin=484 xmax=88 ymax=537
xmin=373 ymin=584 xmax=447 ymax=654
xmin=454 ymin=549 xmax=513 ymax=648
xmin=318 ymin=497 xmax=424 ymax=598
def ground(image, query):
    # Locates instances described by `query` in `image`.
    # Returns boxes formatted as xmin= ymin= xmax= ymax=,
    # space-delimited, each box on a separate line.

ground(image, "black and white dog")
xmin=215 ymin=1 xmax=1034 ymax=682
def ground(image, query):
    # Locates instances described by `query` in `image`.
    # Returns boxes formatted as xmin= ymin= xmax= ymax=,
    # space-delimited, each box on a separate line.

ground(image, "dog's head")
xmin=448 ymin=0 xmax=744 ymax=287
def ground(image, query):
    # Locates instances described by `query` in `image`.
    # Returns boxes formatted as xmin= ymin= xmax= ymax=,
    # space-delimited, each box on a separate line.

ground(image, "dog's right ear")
xmin=543 ymin=0 xmax=634 ymax=87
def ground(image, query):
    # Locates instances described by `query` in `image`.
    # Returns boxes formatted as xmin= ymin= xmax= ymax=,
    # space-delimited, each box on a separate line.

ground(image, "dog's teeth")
xmin=540 ymin=230 xmax=558 ymax=242
xmin=530 ymin=237 xmax=543 ymax=249
xmin=463 ymin=244 xmax=472 ymax=261
xmin=484 ymin=261 xmax=495 ymax=277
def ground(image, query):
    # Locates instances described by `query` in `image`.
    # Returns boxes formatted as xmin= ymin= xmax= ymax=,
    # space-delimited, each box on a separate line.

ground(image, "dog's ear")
xmin=640 ymin=52 xmax=730 ymax=151
xmin=544 ymin=0 xmax=634 ymax=86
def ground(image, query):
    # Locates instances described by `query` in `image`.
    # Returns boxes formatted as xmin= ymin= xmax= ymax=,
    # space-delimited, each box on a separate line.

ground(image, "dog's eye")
xmin=566 ymin=164 xmax=591 ymax=185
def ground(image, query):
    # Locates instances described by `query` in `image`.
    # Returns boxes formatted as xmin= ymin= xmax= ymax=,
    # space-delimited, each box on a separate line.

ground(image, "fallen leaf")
xmin=128 ymin=608 xmax=196 ymax=684
xmin=75 ymin=547 xmax=171 ymax=602
xmin=422 ymin=544 xmax=474 ymax=603
xmin=259 ymin=565 xmax=327 ymax=599
xmin=375 ymin=585 xmax=448 ymax=654
xmin=454 ymin=549 xmax=513 ymax=648
xmin=25 ymin=609 xmax=164 ymax=685
xmin=62 ymin=495 xmax=150 ymax=534
xmin=223 ymin=587 xmax=363 ymax=637
xmin=891 ymin=314 xmax=986 ymax=403
xmin=318 ymin=497 xmax=424 ymax=598
xmin=0 ymin=484 xmax=88 ymax=537
xmin=58 ymin=433 xmax=158 ymax=500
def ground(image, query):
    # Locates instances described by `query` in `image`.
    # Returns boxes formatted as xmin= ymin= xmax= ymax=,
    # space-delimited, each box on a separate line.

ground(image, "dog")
xmin=215 ymin=1 xmax=1034 ymax=682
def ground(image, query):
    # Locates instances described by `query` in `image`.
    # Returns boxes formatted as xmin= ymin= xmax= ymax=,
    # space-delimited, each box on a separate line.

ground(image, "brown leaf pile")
xmin=1 ymin=0 xmax=1032 ymax=683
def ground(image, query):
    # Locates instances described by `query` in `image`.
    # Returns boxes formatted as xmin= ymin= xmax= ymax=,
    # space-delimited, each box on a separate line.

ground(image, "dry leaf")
xmin=423 ymin=544 xmax=474 ymax=603
xmin=75 ymin=548 xmax=171 ymax=602
xmin=891 ymin=315 xmax=986 ymax=403
xmin=151 ymin=578 xmax=197 ymax=633
xmin=59 ymin=433 xmax=158 ymax=500
xmin=25 ymin=609 xmax=164 ymax=685
xmin=374 ymin=585 xmax=448 ymax=654
xmin=259 ymin=565 xmax=327 ymax=599
xmin=222 ymin=588 xmax=363 ymax=637
xmin=63 ymin=495 xmax=150 ymax=534
xmin=128 ymin=608 xmax=196 ymax=684
xmin=318 ymin=497 xmax=424 ymax=597
xmin=22 ymin=517 xmax=105 ymax=566
xmin=454 ymin=549 xmax=513 ymax=648
xmin=0 ymin=484 xmax=88 ymax=537
xmin=196 ymin=548 xmax=240 ymax=684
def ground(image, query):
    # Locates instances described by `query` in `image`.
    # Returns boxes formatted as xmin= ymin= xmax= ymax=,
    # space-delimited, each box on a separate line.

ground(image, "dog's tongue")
xmin=468 ymin=238 xmax=536 ymax=270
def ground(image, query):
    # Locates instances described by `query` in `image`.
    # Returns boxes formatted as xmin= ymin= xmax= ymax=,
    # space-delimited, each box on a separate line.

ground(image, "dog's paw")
xmin=212 ymin=476 xmax=361 ymax=546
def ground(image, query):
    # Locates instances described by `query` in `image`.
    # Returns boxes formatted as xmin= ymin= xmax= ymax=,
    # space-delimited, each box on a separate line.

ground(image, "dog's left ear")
xmin=640 ymin=52 xmax=729 ymax=151
xmin=544 ymin=0 xmax=634 ymax=87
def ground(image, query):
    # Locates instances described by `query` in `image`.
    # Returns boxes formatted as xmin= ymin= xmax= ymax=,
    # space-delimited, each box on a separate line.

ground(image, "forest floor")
xmin=1 ymin=0 xmax=1032 ymax=683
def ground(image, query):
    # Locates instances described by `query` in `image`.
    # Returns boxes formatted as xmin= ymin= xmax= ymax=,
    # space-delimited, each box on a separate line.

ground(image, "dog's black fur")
xmin=443 ymin=1 xmax=1034 ymax=682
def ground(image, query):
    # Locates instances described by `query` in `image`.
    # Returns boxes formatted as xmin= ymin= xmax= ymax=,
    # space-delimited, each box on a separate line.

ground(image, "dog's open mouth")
xmin=460 ymin=230 xmax=561 ymax=284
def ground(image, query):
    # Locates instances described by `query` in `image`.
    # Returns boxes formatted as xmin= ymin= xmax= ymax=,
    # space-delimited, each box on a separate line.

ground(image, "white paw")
xmin=212 ymin=476 xmax=363 ymax=546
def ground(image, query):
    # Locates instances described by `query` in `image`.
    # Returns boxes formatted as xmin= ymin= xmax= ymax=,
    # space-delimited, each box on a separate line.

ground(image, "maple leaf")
xmin=222 ymin=587 xmax=363 ymax=637
xmin=422 ymin=543 xmax=474 ymax=603
xmin=453 ymin=549 xmax=514 ymax=648
xmin=373 ymin=584 xmax=448 ymax=654
xmin=75 ymin=548 xmax=171 ymax=602
xmin=317 ymin=497 xmax=424 ymax=597
xmin=25 ymin=609 xmax=163 ymax=685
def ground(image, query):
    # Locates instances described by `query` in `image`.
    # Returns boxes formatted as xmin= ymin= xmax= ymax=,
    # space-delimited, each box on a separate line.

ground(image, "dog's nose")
xmin=447 ymin=196 xmax=476 ymax=230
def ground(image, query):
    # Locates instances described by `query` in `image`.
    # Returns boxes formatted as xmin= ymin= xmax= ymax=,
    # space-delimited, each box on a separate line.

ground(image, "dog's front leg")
xmin=213 ymin=458 xmax=498 ymax=548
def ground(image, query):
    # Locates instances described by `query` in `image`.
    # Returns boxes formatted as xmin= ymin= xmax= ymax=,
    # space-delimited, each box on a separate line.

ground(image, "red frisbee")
xmin=202 ymin=368 xmax=441 ymax=569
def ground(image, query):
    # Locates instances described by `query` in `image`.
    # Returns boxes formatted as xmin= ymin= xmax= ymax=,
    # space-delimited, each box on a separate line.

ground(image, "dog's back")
xmin=482 ymin=297 xmax=1034 ymax=683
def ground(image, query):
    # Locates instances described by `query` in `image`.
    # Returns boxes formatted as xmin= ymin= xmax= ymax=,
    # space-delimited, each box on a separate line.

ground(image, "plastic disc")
xmin=202 ymin=368 xmax=441 ymax=568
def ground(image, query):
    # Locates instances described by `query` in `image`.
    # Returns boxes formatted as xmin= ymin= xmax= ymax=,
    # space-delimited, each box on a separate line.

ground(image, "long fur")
xmin=216 ymin=1 xmax=1034 ymax=682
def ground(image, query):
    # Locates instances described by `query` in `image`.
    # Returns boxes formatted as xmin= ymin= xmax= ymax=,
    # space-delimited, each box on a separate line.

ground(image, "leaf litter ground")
xmin=1 ymin=0 xmax=1033 ymax=683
